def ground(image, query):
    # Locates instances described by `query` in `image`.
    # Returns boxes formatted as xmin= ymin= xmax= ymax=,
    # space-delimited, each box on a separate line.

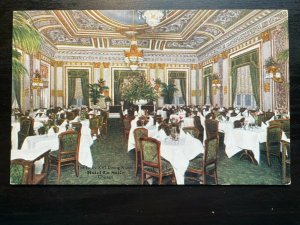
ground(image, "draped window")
xmin=114 ymin=70 xmax=146 ymax=105
xmin=203 ymin=66 xmax=213 ymax=105
xmin=234 ymin=66 xmax=257 ymax=108
xmin=68 ymin=69 xmax=89 ymax=106
xmin=230 ymin=49 xmax=260 ymax=107
xmin=168 ymin=71 xmax=187 ymax=105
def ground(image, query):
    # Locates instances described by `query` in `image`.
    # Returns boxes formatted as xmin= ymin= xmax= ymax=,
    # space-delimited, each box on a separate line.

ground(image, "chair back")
xmin=133 ymin=128 xmax=148 ymax=152
xmin=66 ymin=111 xmax=75 ymax=121
xmin=233 ymin=120 xmax=242 ymax=128
xmin=58 ymin=130 xmax=81 ymax=160
xmin=159 ymin=122 xmax=171 ymax=136
xmin=19 ymin=117 xmax=34 ymax=136
xmin=204 ymin=137 xmax=219 ymax=165
xmin=267 ymin=125 xmax=282 ymax=145
xmin=193 ymin=116 xmax=204 ymax=132
xmin=139 ymin=137 xmax=161 ymax=168
xmin=255 ymin=114 xmax=265 ymax=126
xmin=89 ymin=117 xmax=100 ymax=129
xmin=10 ymin=159 xmax=33 ymax=184
xmin=182 ymin=127 xmax=200 ymax=139
xmin=265 ymin=111 xmax=275 ymax=121
xmin=123 ymin=117 xmax=131 ymax=131
xmin=281 ymin=119 xmax=290 ymax=134
xmin=71 ymin=122 xmax=82 ymax=134
xmin=205 ymin=119 xmax=219 ymax=139
xmin=101 ymin=110 xmax=108 ymax=123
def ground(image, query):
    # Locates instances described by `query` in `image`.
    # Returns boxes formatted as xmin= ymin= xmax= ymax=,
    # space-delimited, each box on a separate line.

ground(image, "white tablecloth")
xmin=20 ymin=119 xmax=93 ymax=168
xmin=159 ymin=132 xmax=204 ymax=184
xmin=128 ymin=125 xmax=204 ymax=184
xmin=169 ymin=115 xmax=194 ymax=128
xmin=156 ymin=110 xmax=167 ymax=120
xmin=224 ymin=127 xmax=266 ymax=164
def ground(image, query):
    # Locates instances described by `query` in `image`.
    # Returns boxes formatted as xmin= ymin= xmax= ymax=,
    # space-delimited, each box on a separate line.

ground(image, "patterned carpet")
xmin=48 ymin=119 xmax=288 ymax=185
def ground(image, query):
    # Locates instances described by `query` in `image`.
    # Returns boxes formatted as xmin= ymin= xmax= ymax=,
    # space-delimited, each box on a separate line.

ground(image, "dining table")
xmin=128 ymin=123 xmax=204 ymax=184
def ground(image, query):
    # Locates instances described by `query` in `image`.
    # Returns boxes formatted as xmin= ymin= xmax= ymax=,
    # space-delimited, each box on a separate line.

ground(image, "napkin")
xmin=242 ymin=110 xmax=248 ymax=117
xmin=58 ymin=126 xmax=66 ymax=134
xmin=145 ymin=116 xmax=154 ymax=127
xmin=70 ymin=116 xmax=79 ymax=122
xmin=158 ymin=129 xmax=168 ymax=139
xmin=247 ymin=114 xmax=255 ymax=124
xmin=281 ymin=132 xmax=290 ymax=142
xmin=261 ymin=122 xmax=268 ymax=129
xmin=123 ymin=109 xmax=128 ymax=115
xmin=134 ymin=111 xmax=138 ymax=116
xmin=48 ymin=127 xmax=56 ymax=136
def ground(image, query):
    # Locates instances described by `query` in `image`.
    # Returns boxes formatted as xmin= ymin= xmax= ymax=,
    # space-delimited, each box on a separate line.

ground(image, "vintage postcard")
xmin=11 ymin=10 xmax=290 ymax=185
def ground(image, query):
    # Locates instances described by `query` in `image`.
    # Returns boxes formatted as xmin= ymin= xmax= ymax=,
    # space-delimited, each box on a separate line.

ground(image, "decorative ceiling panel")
xmin=69 ymin=10 xmax=115 ymax=31
xmin=198 ymin=25 xmax=223 ymax=37
xmin=208 ymin=10 xmax=251 ymax=29
xmin=151 ymin=10 xmax=198 ymax=33
xmin=165 ymin=35 xmax=209 ymax=49
xmin=43 ymin=28 xmax=93 ymax=46
xmin=109 ymin=39 xmax=150 ymax=48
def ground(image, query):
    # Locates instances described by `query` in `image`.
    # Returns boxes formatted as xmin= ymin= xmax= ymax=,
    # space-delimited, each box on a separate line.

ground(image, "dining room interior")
xmin=10 ymin=9 xmax=290 ymax=185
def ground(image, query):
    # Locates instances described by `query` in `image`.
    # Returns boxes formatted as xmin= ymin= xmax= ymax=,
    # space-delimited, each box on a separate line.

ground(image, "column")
xmin=103 ymin=62 xmax=110 ymax=102
xmin=33 ymin=53 xmax=41 ymax=109
xmin=198 ymin=64 xmax=203 ymax=105
xmin=149 ymin=63 xmax=156 ymax=82
xmin=22 ymin=53 xmax=31 ymax=111
xmin=93 ymin=63 xmax=101 ymax=83
xmin=261 ymin=30 xmax=272 ymax=111
xmin=50 ymin=62 xmax=55 ymax=107
xmin=190 ymin=64 xmax=197 ymax=105
xmin=56 ymin=62 xmax=63 ymax=107
xmin=157 ymin=63 xmax=165 ymax=107
xmin=222 ymin=51 xmax=229 ymax=108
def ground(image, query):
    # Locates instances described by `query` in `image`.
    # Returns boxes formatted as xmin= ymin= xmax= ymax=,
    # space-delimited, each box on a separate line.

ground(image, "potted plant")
xmin=121 ymin=75 xmax=158 ymax=115
xmin=88 ymin=79 xmax=109 ymax=107
xmin=160 ymin=82 xmax=178 ymax=104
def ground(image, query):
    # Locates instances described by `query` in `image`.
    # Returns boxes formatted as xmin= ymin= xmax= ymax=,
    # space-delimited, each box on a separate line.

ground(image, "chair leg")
xmin=214 ymin=168 xmax=218 ymax=185
xmin=159 ymin=175 xmax=162 ymax=185
xmin=266 ymin=146 xmax=271 ymax=167
xmin=135 ymin=150 xmax=138 ymax=177
xmin=141 ymin=170 xmax=144 ymax=185
xmin=203 ymin=168 xmax=207 ymax=184
xmin=75 ymin=161 xmax=79 ymax=177
xmin=57 ymin=164 xmax=61 ymax=184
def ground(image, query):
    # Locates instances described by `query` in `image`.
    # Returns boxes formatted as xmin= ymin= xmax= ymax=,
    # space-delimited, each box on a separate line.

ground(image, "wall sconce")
xmin=264 ymin=57 xmax=284 ymax=83
xmin=32 ymin=69 xmax=43 ymax=89
xmin=212 ymin=73 xmax=221 ymax=88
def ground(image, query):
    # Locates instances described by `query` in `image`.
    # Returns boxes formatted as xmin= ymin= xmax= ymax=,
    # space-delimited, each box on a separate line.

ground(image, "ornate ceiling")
xmin=25 ymin=10 xmax=288 ymax=63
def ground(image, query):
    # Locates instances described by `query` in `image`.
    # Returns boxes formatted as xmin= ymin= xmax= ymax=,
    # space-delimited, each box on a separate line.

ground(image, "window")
xmin=234 ymin=65 xmax=256 ymax=108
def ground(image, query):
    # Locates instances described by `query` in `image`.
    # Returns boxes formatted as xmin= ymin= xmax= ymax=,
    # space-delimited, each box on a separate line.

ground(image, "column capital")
xmin=261 ymin=30 xmax=271 ymax=42
xmin=93 ymin=62 xmax=101 ymax=68
xmin=158 ymin=63 xmax=165 ymax=69
xmin=190 ymin=64 xmax=198 ymax=70
xmin=52 ymin=61 xmax=64 ymax=67
xmin=148 ymin=63 xmax=156 ymax=69
xmin=221 ymin=50 xmax=229 ymax=59
xmin=212 ymin=55 xmax=219 ymax=63
xmin=103 ymin=62 xmax=110 ymax=68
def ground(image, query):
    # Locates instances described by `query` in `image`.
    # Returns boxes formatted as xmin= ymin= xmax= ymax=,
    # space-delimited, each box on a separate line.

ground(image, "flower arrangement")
xmin=120 ymin=75 xmax=159 ymax=103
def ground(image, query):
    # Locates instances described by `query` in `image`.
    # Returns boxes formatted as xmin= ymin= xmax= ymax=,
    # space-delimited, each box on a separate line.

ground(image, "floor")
xmin=47 ymin=119 xmax=287 ymax=185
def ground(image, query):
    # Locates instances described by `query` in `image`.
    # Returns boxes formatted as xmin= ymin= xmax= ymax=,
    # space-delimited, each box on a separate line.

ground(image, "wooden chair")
xmin=182 ymin=127 xmax=200 ymax=139
xmin=186 ymin=137 xmax=219 ymax=184
xmin=89 ymin=116 xmax=101 ymax=137
xmin=71 ymin=122 xmax=82 ymax=135
xmin=233 ymin=120 xmax=242 ymax=128
xmin=133 ymin=128 xmax=148 ymax=177
xmin=139 ymin=137 xmax=175 ymax=185
xmin=100 ymin=110 xmax=109 ymax=135
xmin=205 ymin=119 xmax=219 ymax=139
xmin=265 ymin=111 xmax=275 ymax=121
xmin=255 ymin=114 xmax=265 ymax=126
xmin=10 ymin=150 xmax=50 ymax=185
xmin=18 ymin=117 xmax=34 ymax=149
xmin=49 ymin=130 xmax=81 ymax=183
xmin=66 ymin=111 xmax=75 ymax=121
xmin=265 ymin=125 xmax=282 ymax=167
xmin=194 ymin=116 xmax=204 ymax=142
xmin=123 ymin=116 xmax=132 ymax=144
xmin=281 ymin=140 xmax=290 ymax=184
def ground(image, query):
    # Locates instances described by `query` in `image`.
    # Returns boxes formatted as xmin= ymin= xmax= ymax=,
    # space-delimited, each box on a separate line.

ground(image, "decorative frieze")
xmin=190 ymin=64 xmax=198 ymax=70
xmin=221 ymin=50 xmax=229 ymax=59
xmin=158 ymin=63 xmax=165 ymax=69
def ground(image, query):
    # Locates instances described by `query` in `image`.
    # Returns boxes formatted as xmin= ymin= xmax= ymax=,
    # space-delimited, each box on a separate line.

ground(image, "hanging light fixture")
xmin=32 ymin=69 xmax=43 ymax=89
xmin=137 ymin=10 xmax=171 ymax=28
xmin=124 ymin=11 xmax=144 ymax=71
xmin=212 ymin=73 xmax=221 ymax=88
xmin=265 ymin=62 xmax=284 ymax=83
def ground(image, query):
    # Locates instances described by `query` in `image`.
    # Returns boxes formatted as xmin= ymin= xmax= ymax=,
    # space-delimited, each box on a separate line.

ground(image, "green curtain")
xmin=179 ymin=79 xmax=186 ymax=104
xmin=203 ymin=76 xmax=207 ymax=104
xmin=208 ymin=75 xmax=213 ymax=105
xmin=80 ymin=75 xmax=89 ymax=105
xmin=68 ymin=77 xmax=75 ymax=105
xmin=230 ymin=49 xmax=260 ymax=107
xmin=203 ymin=66 xmax=212 ymax=105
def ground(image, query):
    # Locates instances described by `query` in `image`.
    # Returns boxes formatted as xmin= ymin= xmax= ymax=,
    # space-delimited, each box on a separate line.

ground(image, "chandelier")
xmin=32 ymin=69 xmax=43 ymax=89
xmin=212 ymin=73 xmax=221 ymax=88
xmin=124 ymin=38 xmax=143 ymax=71
xmin=265 ymin=65 xmax=284 ymax=83
xmin=124 ymin=11 xmax=144 ymax=71
xmin=137 ymin=10 xmax=171 ymax=28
